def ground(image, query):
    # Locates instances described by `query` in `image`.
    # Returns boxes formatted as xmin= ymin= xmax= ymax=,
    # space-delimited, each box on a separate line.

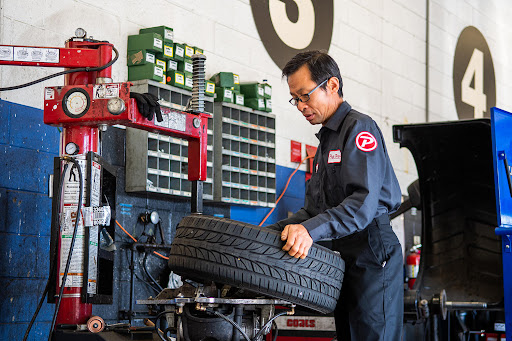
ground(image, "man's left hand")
xmin=281 ymin=224 xmax=313 ymax=259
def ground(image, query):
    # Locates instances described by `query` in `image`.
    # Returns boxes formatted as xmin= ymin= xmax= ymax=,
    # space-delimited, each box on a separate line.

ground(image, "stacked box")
xmin=167 ymin=59 xmax=178 ymax=72
xmin=240 ymin=83 xmax=264 ymax=98
xmin=173 ymin=43 xmax=185 ymax=61
xmin=205 ymin=81 xmax=215 ymax=97
xmin=263 ymin=83 xmax=272 ymax=98
xmin=215 ymin=87 xmax=234 ymax=103
xmin=233 ymin=74 xmax=240 ymax=91
xmin=157 ymin=44 xmax=173 ymax=60
xmin=166 ymin=70 xmax=185 ymax=88
xmin=156 ymin=59 xmax=167 ymax=84
xmin=127 ymin=49 xmax=155 ymax=66
xmin=184 ymin=44 xmax=195 ymax=59
xmin=194 ymin=47 xmax=204 ymax=55
xmin=265 ymin=99 xmax=272 ymax=112
xmin=184 ymin=73 xmax=193 ymax=90
xmin=127 ymin=33 xmax=163 ymax=53
xmin=234 ymin=91 xmax=244 ymax=106
xmin=139 ymin=26 xmax=174 ymax=45
xmin=211 ymin=72 xmax=234 ymax=88
xmin=245 ymin=98 xmax=265 ymax=111
xmin=178 ymin=58 xmax=193 ymax=74
xmin=128 ymin=63 xmax=164 ymax=82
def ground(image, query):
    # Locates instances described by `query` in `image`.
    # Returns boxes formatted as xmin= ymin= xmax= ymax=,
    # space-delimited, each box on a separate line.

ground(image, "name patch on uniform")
xmin=356 ymin=131 xmax=377 ymax=152
xmin=328 ymin=150 xmax=342 ymax=163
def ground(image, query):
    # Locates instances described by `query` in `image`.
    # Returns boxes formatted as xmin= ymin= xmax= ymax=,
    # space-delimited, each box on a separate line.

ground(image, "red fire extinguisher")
xmin=406 ymin=245 xmax=421 ymax=289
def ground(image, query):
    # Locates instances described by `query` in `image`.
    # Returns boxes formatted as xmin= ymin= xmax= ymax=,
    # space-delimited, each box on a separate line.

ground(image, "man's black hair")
xmin=282 ymin=50 xmax=343 ymax=97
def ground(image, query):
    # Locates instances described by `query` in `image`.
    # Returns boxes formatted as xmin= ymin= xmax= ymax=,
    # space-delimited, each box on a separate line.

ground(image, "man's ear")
xmin=327 ymin=77 xmax=340 ymax=95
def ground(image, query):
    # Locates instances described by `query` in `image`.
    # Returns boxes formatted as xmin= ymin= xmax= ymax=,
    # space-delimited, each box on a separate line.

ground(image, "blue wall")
xmin=0 ymin=99 xmax=60 ymax=340
xmin=231 ymin=165 xmax=306 ymax=226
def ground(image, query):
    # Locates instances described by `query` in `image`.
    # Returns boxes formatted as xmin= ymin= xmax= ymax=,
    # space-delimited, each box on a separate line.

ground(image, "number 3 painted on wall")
xmin=269 ymin=0 xmax=315 ymax=50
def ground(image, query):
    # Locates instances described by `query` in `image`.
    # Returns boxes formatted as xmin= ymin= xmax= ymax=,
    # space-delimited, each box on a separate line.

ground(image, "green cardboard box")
xmin=139 ymin=26 xmax=174 ymax=45
xmin=234 ymin=91 xmax=244 ymax=106
xmin=265 ymin=99 xmax=272 ymax=112
xmin=233 ymin=74 xmax=240 ymax=91
xmin=127 ymin=49 xmax=155 ymax=66
xmin=184 ymin=73 xmax=193 ymax=90
xmin=127 ymin=33 xmax=163 ymax=53
xmin=184 ymin=44 xmax=195 ymax=59
xmin=128 ymin=63 xmax=164 ymax=82
xmin=205 ymin=81 xmax=215 ymax=97
xmin=167 ymin=59 xmax=178 ymax=71
xmin=156 ymin=44 xmax=173 ymax=60
xmin=240 ymin=83 xmax=264 ymax=98
xmin=173 ymin=43 xmax=185 ymax=62
xmin=178 ymin=58 xmax=193 ymax=73
xmin=194 ymin=47 xmax=204 ymax=55
xmin=263 ymin=83 xmax=272 ymax=99
xmin=245 ymin=98 xmax=265 ymax=111
xmin=215 ymin=87 xmax=234 ymax=103
xmin=211 ymin=72 xmax=234 ymax=88
xmin=156 ymin=59 xmax=166 ymax=84
xmin=166 ymin=70 xmax=185 ymax=88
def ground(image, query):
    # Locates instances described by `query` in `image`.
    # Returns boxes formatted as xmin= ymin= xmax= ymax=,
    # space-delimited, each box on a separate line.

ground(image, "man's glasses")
xmin=289 ymin=78 xmax=329 ymax=106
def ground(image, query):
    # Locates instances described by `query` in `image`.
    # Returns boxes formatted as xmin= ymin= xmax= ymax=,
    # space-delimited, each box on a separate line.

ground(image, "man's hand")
xmin=281 ymin=224 xmax=313 ymax=259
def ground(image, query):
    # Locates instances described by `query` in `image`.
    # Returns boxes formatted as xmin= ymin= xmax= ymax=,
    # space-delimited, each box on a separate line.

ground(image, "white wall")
xmin=1 ymin=0 xmax=512 ymax=195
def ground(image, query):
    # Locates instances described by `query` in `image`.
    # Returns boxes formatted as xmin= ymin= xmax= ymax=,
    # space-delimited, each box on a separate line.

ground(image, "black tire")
xmin=168 ymin=215 xmax=345 ymax=313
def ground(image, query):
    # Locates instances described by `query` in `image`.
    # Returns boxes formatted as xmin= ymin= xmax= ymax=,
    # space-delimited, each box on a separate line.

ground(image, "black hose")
xmin=23 ymin=163 xmax=69 ymax=341
xmin=154 ymin=310 xmax=174 ymax=341
xmin=252 ymin=311 xmax=289 ymax=341
xmin=143 ymin=252 xmax=164 ymax=292
xmin=271 ymin=321 xmax=278 ymax=341
xmin=48 ymin=157 xmax=84 ymax=341
xmin=0 ymin=46 xmax=119 ymax=92
xmin=207 ymin=310 xmax=251 ymax=341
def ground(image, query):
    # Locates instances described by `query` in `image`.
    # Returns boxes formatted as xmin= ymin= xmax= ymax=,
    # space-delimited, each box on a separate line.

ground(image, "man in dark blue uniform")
xmin=271 ymin=51 xmax=403 ymax=340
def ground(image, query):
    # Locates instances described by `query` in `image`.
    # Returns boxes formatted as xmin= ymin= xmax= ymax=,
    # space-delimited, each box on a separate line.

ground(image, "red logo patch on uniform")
xmin=328 ymin=150 xmax=341 ymax=163
xmin=356 ymin=131 xmax=378 ymax=152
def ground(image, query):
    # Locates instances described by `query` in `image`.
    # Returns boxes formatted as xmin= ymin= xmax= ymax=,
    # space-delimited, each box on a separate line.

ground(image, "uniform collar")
xmin=316 ymin=100 xmax=352 ymax=139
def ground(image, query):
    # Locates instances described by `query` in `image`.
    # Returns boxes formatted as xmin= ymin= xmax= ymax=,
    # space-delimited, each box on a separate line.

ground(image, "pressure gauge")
xmin=75 ymin=28 xmax=87 ymax=39
xmin=107 ymin=97 xmax=125 ymax=115
xmin=65 ymin=142 xmax=79 ymax=155
xmin=62 ymin=88 xmax=90 ymax=118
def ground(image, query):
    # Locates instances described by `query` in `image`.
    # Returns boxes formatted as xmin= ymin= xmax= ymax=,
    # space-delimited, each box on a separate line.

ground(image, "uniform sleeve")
xmin=301 ymin=120 xmax=389 ymax=241
xmin=266 ymin=208 xmax=312 ymax=231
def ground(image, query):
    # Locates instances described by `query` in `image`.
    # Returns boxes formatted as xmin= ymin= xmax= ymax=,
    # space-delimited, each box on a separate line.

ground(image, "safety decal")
xmin=356 ymin=131 xmax=378 ymax=152
xmin=328 ymin=150 xmax=341 ymax=163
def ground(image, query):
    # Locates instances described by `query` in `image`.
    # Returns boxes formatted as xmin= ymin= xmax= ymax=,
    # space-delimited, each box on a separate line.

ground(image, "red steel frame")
xmin=0 ymin=39 xmax=209 ymax=325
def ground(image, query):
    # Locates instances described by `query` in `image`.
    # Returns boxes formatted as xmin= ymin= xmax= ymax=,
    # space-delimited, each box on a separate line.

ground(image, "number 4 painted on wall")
xmin=461 ymin=48 xmax=487 ymax=118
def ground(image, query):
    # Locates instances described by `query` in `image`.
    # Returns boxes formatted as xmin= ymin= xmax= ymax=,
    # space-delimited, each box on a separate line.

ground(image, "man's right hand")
xmin=281 ymin=224 xmax=313 ymax=259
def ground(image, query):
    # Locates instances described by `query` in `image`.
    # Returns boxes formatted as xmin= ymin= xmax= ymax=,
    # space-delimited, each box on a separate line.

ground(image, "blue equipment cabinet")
xmin=491 ymin=107 xmax=512 ymax=340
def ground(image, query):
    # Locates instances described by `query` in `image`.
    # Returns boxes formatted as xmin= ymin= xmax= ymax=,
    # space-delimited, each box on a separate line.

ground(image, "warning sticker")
xmin=45 ymin=88 xmax=55 ymax=100
xmin=0 ymin=46 xmax=13 ymax=61
xmin=59 ymin=204 xmax=85 ymax=287
xmin=13 ymin=47 xmax=59 ymax=63
xmin=93 ymin=84 xmax=120 ymax=100
xmin=87 ymin=225 xmax=98 ymax=294
xmin=90 ymin=161 xmax=101 ymax=206
xmin=62 ymin=157 xmax=87 ymax=204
